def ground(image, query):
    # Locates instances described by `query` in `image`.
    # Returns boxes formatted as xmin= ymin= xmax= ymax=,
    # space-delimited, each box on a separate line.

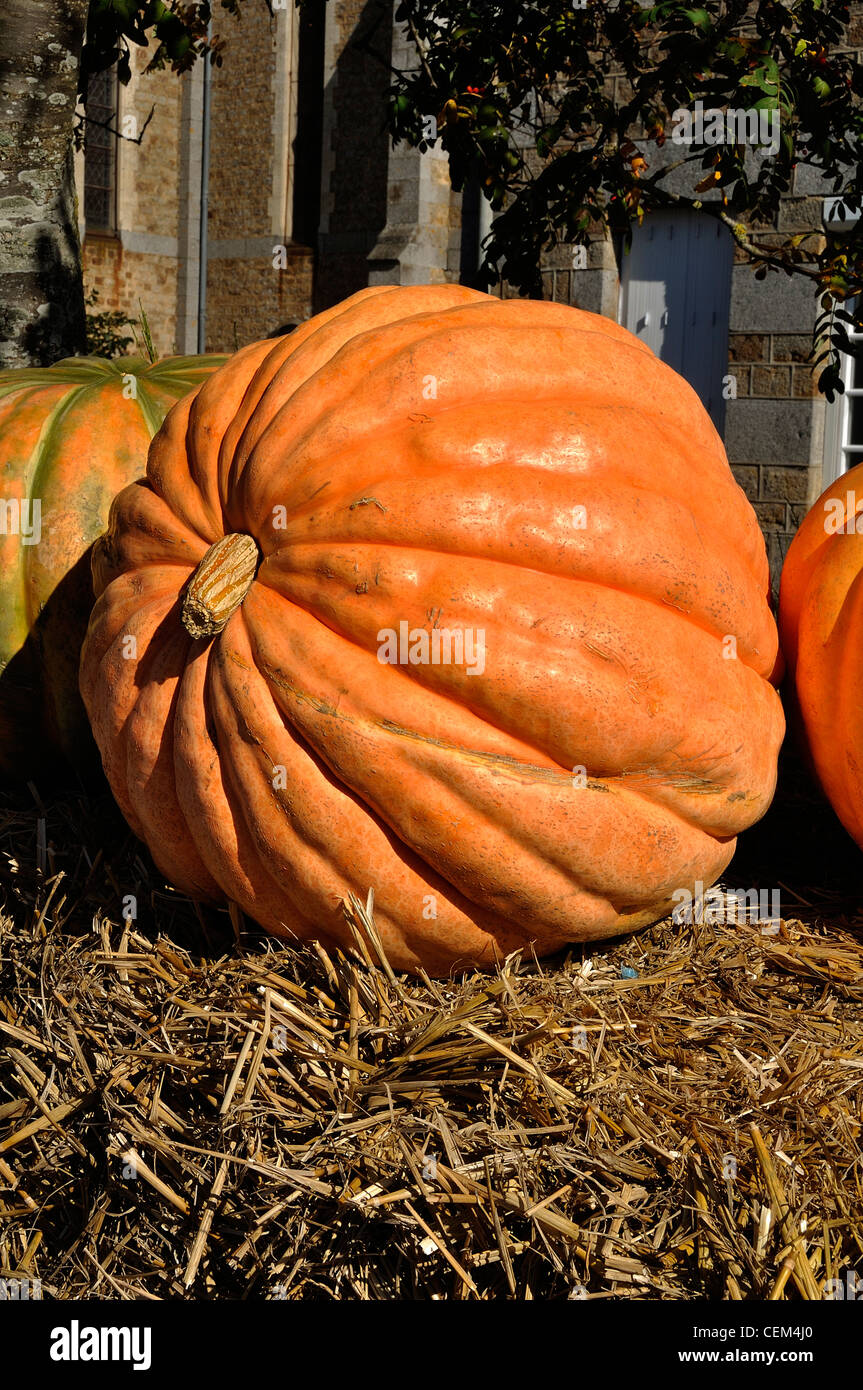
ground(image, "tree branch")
xmin=637 ymin=179 xmax=824 ymax=280
xmin=73 ymin=104 xmax=156 ymax=146
xmin=401 ymin=6 xmax=438 ymax=90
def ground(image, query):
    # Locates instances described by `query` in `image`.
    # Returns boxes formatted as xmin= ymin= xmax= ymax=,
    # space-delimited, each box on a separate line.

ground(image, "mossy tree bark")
xmin=0 ymin=0 xmax=88 ymax=367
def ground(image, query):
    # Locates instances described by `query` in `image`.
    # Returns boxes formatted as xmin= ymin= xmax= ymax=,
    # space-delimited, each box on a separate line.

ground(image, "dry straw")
xmin=0 ymin=786 xmax=861 ymax=1300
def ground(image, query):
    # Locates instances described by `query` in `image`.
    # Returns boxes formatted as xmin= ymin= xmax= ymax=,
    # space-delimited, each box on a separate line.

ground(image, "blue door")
xmin=618 ymin=211 xmax=733 ymax=434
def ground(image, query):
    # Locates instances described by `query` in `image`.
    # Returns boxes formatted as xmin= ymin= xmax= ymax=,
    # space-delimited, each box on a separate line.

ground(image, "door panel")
xmin=619 ymin=211 xmax=733 ymax=434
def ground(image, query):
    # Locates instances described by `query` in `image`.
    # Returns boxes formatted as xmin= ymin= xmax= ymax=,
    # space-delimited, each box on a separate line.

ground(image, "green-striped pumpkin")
xmin=0 ymin=354 xmax=225 ymax=779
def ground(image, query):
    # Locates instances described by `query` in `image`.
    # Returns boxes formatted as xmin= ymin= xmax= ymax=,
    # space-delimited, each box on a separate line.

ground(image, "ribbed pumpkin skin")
xmin=0 ymin=354 xmax=224 ymax=778
xmin=778 ymin=464 xmax=863 ymax=848
xmin=80 ymin=285 xmax=784 ymax=974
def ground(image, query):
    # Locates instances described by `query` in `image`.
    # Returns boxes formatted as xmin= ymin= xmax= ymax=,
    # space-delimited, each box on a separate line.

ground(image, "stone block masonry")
xmin=726 ymin=324 xmax=826 ymax=583
xmin=80 ymin=2 xmax=314 ymax=355
xmin=80 ymin=48 xmax=185 ymax=357
xmin=205 ymin=0 xmax=312 ymax=346
xmin=318 ymin=0 xmax=395 ymax=309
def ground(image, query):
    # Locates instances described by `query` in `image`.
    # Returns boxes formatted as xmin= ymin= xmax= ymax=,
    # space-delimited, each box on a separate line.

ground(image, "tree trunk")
xmin=0 ymin=0 xmax=89 ymax=367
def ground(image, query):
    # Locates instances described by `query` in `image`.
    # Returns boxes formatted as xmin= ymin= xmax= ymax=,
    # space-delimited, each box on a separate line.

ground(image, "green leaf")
xmin=138 ymin=301 xmax=156 ymax=364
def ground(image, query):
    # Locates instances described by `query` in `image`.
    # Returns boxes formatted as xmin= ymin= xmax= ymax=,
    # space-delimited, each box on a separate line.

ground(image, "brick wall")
xmin=83 ymin=237 xmax=178 ymax=356
xmin=208 ymin=11 xmax=276 ymax=243
xmin=206 ymin=249 xmax=312 ymax=352
xmin=80 ymin=4 xmax=315 ymax=357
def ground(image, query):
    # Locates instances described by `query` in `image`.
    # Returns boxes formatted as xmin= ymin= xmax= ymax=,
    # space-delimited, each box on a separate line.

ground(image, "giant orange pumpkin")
xmin=80 ymin=285 xmax=784 ymax=974
xmin=0 ymin=353 xmax=224 ymax=778
xmin=778 ymin=463 xmax=863 ymax=848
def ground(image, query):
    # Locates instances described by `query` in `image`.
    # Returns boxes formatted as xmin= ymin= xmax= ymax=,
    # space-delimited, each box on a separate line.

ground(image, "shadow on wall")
xmin=17 ymin=228 xmax=86 ymax=369
xmin=311 ymin=0 xmax=393 ymax=314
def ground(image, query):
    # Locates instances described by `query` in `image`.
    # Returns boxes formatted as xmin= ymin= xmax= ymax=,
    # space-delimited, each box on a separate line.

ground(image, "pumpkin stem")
xmin=182 ymin=533 xmax=260 ymax=639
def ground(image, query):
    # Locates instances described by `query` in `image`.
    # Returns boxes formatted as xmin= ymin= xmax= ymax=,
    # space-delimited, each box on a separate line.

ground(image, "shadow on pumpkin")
xmin=0 ymin=545 xmax=102 ymax=787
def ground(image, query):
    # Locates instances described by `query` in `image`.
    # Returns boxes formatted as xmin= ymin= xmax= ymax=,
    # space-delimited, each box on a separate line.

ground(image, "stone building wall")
xmin=316 ymin=0 xmax=394 ymax=310
xmin=82 ymin=234 xmax=178 ymax=356
xmin=79 ymin=47 xmax=186 ymax=358
xmin=78 ymin=4 xmax=315 ymax=358
xmin=725 ymin=199 xmax=827 ymax=579
xmin=205 ymin=1 xmax=313 ymax=349
xmin=75 ymin=1 xmax=860 ymax=595
xmin=363 ymin=8 xmax=459 ymax=288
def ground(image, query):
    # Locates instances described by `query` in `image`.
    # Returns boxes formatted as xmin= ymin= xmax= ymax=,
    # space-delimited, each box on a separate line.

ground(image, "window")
xmin=84 ymin=67 xmax=118 ymax=233
xmin=823 ymin=318 xmax=863 ymax=486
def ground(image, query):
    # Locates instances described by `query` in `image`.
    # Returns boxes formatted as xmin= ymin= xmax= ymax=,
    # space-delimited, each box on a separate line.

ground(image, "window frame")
xmin=83 ymin=66 xmax=119 ymax=237
xmin=822 ymin=304 xmax=863 ymax=486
